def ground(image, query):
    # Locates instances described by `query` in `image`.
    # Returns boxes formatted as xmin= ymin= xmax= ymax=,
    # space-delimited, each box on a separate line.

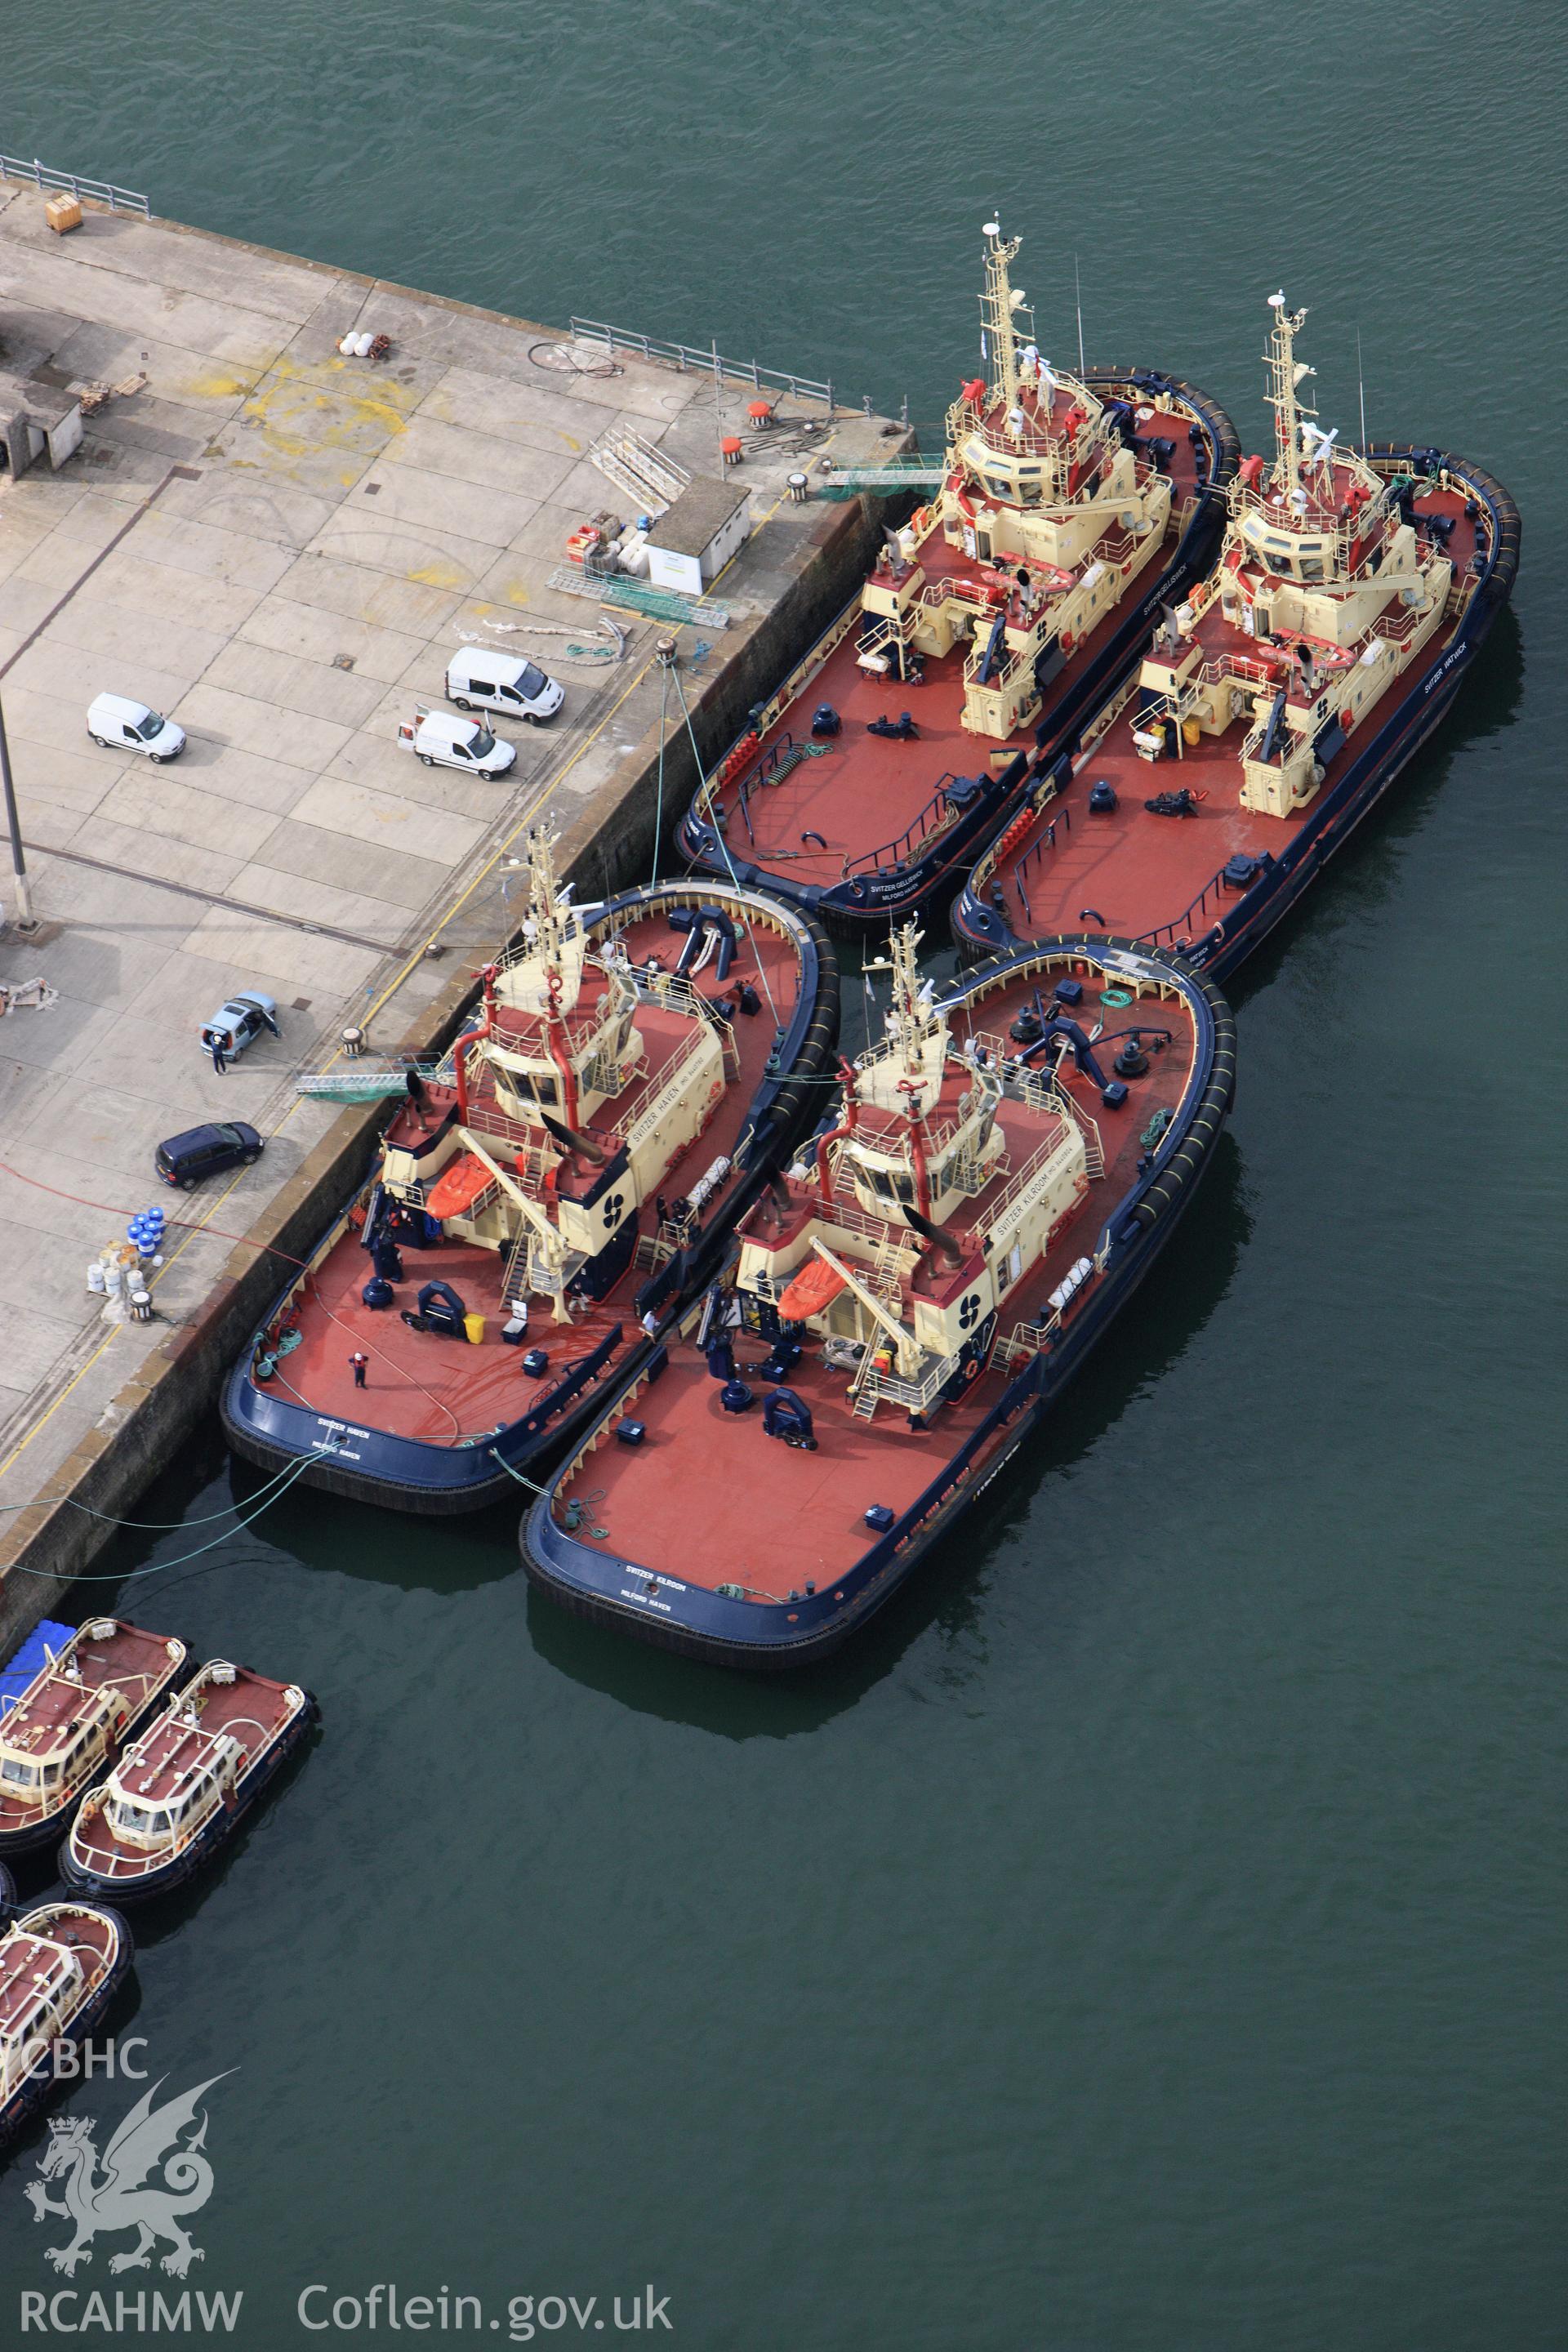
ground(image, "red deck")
xmin=264 ymin=903 xmax=810 ymax=1446
xmin=988 ymin=484 xmax=1479 ymax=942
xmin=709 ymin=403 xmax=1206 ymax=889
xmin=70 ymin=1666 xmax=295 ymax=1879
xmin=554 ymin=957 xmax=1202 ymax=1593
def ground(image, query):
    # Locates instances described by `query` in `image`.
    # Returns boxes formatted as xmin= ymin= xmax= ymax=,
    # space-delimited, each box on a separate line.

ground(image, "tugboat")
xmin=62 ymin=1662 xmax=316 ymax=1904
xmin=954 ymin=292 xmax=1521 ymax=970
xmin=0 ymin=1901 xmax=133 ymax=2147
xmin=0 ymin=1622 xmax=189 ymax=1860
xmin=523 ymin=922 xmax=1234 ymax=1666
xmin=222 ymin=826 xmax=837 ymax=1513
xmin=676 ymin=221 xmax=1237 ymax=928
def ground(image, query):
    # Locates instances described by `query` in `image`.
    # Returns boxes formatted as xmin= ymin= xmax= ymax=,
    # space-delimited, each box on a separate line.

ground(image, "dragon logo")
xmin=24 ymin=2073 xmax=232 ymax=2278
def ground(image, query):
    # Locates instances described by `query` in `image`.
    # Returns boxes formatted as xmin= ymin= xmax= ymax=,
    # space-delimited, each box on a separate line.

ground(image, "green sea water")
xmin=2 ymin=4 xmax=1564 ymax=2345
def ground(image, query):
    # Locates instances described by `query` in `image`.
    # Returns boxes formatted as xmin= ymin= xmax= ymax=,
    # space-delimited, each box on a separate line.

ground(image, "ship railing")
xmin=1134 ymin=861 xmax=1238 ymax=951
xmin=856 ymin=1346 xmax=965 ymax=1415
xmin=568 ymin=318 xmax=834 ymax=410
xmin=621 ymin=1024 xmax=716 ymax=1152
xmin=1070 ymin=672 xmax=1144 ymax=771
xmin=0 ymin=152 xmax=150 ymax=216
xmin=841 ymin=777 xmax=964 ymax=877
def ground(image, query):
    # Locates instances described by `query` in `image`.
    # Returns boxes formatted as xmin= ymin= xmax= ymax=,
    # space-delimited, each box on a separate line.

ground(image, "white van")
xmin=398 ymin=709 xmax=517 ymax=777
xmin=445 ymin=647 xmax=564 ymax=725
xmin=86 ymin=693 xmax=187 ymax=762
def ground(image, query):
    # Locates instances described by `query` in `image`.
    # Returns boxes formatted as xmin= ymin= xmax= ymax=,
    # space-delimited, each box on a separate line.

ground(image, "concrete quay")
xmin=0 ymin=178 xmax=902 ymax=1639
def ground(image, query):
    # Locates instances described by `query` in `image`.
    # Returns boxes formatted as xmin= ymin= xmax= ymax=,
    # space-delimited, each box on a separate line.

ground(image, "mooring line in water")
xmin=0 ymin=1455 xmax=318 ymax=1580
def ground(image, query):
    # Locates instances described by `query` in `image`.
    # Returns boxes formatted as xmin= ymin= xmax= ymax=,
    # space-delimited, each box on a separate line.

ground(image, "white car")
xmin=87 ymin=693 xmax=186 ymax=762
xmin=398 ymin=709 xmax=517 ymax=777
xmin=445 ymin=646 xmax=564 ymax=724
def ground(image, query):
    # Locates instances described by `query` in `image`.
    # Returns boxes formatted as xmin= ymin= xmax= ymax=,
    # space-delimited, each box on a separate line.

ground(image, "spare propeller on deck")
xmin=902 ymin=1205 xmax=964 ymax=1267
xmin=540 ymin=1110 xmax=609 ymax=1165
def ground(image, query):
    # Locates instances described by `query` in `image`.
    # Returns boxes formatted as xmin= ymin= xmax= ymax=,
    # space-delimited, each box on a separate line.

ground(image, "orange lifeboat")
xmin=777 ymin=1258 xmax=849 ymax=1320
xmin=425 ymin=1152 xmax=496 ymax=1218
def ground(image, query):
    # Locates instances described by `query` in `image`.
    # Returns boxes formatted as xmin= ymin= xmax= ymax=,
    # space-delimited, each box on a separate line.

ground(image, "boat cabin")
xmin=0 ymin=1621 xmax=186 ymax=1837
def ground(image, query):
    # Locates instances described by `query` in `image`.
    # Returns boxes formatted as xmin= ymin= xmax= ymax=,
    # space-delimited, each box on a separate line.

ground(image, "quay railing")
xmin=569 ymin=318 xmax=834 ymax=411
xmin=0 ymin=152 xmax=149 ymax=216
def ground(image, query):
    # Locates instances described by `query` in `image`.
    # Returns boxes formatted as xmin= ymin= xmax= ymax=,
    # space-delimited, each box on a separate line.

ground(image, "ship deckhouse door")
xmin=1003 ymin=1243 xmax=1023 ymax=1294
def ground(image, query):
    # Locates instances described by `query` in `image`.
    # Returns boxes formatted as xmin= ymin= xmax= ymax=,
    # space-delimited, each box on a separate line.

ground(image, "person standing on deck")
xmin=350 ymin=1350 xmax=369 ymax=1389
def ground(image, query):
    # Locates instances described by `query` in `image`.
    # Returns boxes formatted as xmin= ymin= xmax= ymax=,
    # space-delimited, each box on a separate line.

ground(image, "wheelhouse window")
xmin=2 ymin=1758 xmax=38 ymax=1787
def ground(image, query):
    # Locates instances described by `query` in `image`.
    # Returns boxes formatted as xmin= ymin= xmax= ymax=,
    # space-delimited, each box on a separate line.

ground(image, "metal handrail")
xmin=570 ymin=317 xmax=833 ymax=410
xmin=843 ymin=776 xmax=964 ymax=876
xmin=0 ymin=152 xmax=150 ymax=216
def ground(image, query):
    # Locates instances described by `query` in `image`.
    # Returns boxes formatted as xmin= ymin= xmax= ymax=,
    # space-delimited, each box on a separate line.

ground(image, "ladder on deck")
xmin=589 ymin=426 xmax=690 ymax=518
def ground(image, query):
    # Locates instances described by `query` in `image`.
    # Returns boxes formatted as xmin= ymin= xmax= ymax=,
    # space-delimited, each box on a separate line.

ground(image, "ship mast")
xmin=519 ymin=821 xmax=574 ymax=972
xmin=885 ymin=920 xmax=936 ymax=1076
xmin=1263 ymin=292 xmax=1316 ymax=501
xmin=979 ymin=220 xmax=1026 ymax=414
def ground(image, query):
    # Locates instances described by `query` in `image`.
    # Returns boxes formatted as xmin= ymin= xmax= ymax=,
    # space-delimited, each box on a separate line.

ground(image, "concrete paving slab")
xmin=172 ymin=681 xmax=352 ymax=772
xmin=158 ymin=472 xmax=342 ymax=554
xmin=305 ymin=519 xmax=505 ymax=606
xmin=284 ymin=771 xmax=489 ymax=866
xmin=145 ymin=736 xmax=319 ymax=819
xmin=3 ymin=738 xmax=118 ymax=817
xmin=199 ymin=638 xmax=388 ymax=730
xmin=336 ymin=458 xmax=540 ymax=550
xmin=420 ymin=368 xmax=608 ymax=459
xmin=225 ymin=861 xmax=413 ymax=946
xmin=0 ymin=572 xmax=68 ymax=637
xmin=0 ymin=1307 xmax=86 ymax=1396
xmin=0 ymin=203 xmax=341 ymax=327
xmin=67 ymin=818 xmax=243 ymax=900
xmin=96 ymin=767 xmax=292 ymax=860
xmin=49 ymin=319 xmax=258 ymax=414
xmin=381 ymin=416 xmax=577 ymax=504
xmin=42 ymin=588 xmax=231 ymax=681
xmin=9 ymin=795 xmax=92 ymax=853
xmin=184 ymin=906 xmax=381 ymax=998
xmin=83 ymin=547 xmax=272 ymax=639
xmin=267 ymin=550 xmax=463 ymax=639
xmin=247 ymin=817 xmax=450 ymax=914
xmin=0 ymin=238 xmax=301 ymax=372
xmin=114 ymin=506 xmax=297 ymax=594
xmin=235 ymin=594 xmax=429 ymax=685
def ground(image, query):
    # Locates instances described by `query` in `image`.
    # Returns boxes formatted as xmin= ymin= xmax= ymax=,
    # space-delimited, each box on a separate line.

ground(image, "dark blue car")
xmin=155 ymin=1121 xmax=263 ymax=1189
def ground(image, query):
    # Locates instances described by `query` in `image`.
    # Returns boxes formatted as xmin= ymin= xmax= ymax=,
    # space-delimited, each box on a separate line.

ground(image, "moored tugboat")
xmin=523 ymin=922 xmax=1234 ymax=1666
xmin=953 ymin=292 xmax=1521 ymax=971
xmin=0 ymin=1623 xmax=189 ymax=1860
xmin=62 ymin=1662 xmax=316 ymax=1904
xmin=222 ymin=826 xmax=837 ymax=1513
xmin=676 ymin=221 xmax=1237 ymax=929
xmin=0 ymin=1901 xmax=133 ymax=2147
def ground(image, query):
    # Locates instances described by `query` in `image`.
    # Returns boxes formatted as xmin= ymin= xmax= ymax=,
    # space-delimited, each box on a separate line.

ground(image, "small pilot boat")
xmin=0 ymin=1900 xmax=133 ymax=2146
xmin=523 ymin=924 xmax=1234 ymax=1665
xmin=0 ymin=1621 xmax=189 ymax=1858
xmin=222 ymin=825 xmax=838 ymax=1513
xmin=61 ymin=1661 xmax=317 ymax=1904
xmin=676 ymin=220 xmax=1237 ymax=928
xmin=953 ymin=292 xmax=1521 ymax=971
